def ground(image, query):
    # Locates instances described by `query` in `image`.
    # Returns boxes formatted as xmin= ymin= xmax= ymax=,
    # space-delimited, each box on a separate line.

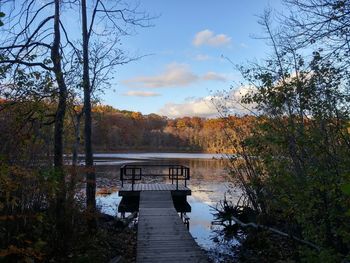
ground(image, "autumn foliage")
xmin=91 ymin=105 xmax=254 ymax=153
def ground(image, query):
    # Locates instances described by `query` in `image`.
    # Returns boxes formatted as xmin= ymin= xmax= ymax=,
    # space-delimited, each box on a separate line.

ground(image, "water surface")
xmin=95 ymin=153 xmax=239 ymax=261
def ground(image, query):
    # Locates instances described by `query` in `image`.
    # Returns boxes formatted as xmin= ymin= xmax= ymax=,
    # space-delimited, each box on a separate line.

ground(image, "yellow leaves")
xmin=176 ymin=119 xmax=187 ymax=129
xmin=73 ymin=105 xmax=83 ymax=112
xmin=92 ymin=104 xmax=118 ymax=113
xmin=131 ymin=111 xmax=143 ymax=120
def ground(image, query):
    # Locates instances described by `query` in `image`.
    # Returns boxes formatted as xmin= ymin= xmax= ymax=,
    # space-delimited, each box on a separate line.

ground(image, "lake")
xmin=93 ymin=153 xmax=239 ymax=262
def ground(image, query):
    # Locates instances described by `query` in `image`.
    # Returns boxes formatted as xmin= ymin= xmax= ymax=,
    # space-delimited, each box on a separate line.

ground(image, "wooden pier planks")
xmin=119 ymin=183 xmax=191 ymax=198
xmin=136 ymin=191 xmax=208 ymax=263
xmin=120 ymin=183 xmax=189 ymax=191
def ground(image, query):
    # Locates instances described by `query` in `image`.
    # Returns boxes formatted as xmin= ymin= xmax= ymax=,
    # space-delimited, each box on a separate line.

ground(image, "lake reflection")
xmin=95 ymin=153 xmax=240 ymax=261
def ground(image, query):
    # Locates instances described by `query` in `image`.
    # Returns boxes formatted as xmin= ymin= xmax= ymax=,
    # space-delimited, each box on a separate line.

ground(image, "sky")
xmin=103 ymin=0 xmax=286 ymax=118
xmin=9 ymin=0 xmax=285 ymax=118
xmin=0 ymin=0 xmax=284 ymax=118
xmin=0 ymin=0 xmax=283 ymax=118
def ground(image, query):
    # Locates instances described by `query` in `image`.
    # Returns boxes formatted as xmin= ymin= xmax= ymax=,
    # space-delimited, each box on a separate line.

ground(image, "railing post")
xmin=132 ymin=168 xmax=135 ymax=191
xmin=171 ymin=167 xmax=174 ymax=184
xmin=119 ymin=164 xmax=190 ymax=191
xmin=121 ymin=167 xmax=124 ymax=187
xmin=176 ymin=168 xmax=179 ymax=190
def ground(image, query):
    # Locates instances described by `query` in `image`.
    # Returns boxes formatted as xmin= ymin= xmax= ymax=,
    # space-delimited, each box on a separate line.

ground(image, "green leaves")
xmin=341 ymin=184 xmax=350 ymax=195
xmin=341 ymin=183 xmax=350 ymax=216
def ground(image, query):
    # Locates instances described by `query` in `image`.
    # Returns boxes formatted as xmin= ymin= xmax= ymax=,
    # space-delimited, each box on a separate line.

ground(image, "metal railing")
xmin=120 ymin=164 xmax=190 ymax=191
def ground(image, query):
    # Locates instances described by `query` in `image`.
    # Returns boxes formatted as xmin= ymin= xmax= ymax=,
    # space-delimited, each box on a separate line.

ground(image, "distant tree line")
xmin=0 ymin=100 xmax=254 ymax=157
xmin=90 ymin=105 xmax=254 ymax=153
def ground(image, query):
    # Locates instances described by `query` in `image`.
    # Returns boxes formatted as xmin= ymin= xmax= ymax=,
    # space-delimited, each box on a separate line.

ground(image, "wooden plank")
xmin=136 ymin=191 xmax=208 ymax=263
xmin=120 ymin=183 xmax=190 ymax=191
xmin=119 ymin=183 xmax=192 ymax=198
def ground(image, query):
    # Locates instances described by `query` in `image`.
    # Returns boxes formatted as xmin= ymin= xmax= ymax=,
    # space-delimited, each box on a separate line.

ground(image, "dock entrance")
xmin=118 ymin=164 xmax=209 ymax=263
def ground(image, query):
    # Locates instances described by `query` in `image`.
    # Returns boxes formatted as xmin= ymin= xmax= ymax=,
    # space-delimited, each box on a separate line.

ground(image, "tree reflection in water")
xmin=209 ymin=196 xmax=256 ymax=262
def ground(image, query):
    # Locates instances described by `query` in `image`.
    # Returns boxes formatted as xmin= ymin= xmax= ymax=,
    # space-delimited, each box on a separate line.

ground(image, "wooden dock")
xmin=119 ymin=183 xmax=191 ymax=196
xmin=136 ymin=191 xmax=209 ymax=263
xmin=118 ymin=165 xmax=209 ymax=262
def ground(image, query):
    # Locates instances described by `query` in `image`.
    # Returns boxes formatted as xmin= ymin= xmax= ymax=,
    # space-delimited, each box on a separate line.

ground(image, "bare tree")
xmin=0 ymin=0 xmax=153 ymax=231
xmin=78 ymin=0 xmax=153 ymax=225
xmin=0 ymin=0 xmax=70 ymax=170
xmin=81 ymin=0 xmax=96 ymax=228
xmin=282 ymin=0 xmax=350 ymax=66
xmin=0 ymin=0 xmax=74 ymax=251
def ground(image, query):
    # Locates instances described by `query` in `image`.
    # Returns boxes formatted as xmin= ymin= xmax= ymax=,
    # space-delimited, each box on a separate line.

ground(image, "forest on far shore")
xmin=0 ymin=100 xmax=252 ymax=156
xmin=91 ymin=105 xmax=253 ymax=153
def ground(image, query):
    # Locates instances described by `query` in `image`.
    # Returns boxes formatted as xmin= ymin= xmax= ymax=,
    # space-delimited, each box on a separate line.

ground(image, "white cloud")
xmin=213 ymin=85 xmax=256 ymax=116
xmin=158 ymin=96 xmax=218 ymax=118
xmin=122 ymin=63 xmax=198 ymax=88
xmin=122 ymin=91 xmax=161 ymax=97
xmin=157 ymin=86 xmax=255 ymax=118
xmin=194 ymin=54 xmax=211 ymax=61
xmin=193 ymin=29 xmax=231 ymax=47
xmin=122 ymin=63 xmax=227 ymax=88
xmin=202 ymin=72 xmax=226 ymax=82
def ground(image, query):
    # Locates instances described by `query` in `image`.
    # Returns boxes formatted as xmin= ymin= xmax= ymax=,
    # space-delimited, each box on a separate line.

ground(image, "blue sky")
xmin=99 ymin=1 xmax=283 ymax=117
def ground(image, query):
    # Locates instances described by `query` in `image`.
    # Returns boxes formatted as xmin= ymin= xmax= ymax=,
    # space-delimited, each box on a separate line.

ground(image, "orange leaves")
xmin=131 ymin=111 xmax=143 ymax=120
xmin=88 ymin=103 xmax=257 ymax=152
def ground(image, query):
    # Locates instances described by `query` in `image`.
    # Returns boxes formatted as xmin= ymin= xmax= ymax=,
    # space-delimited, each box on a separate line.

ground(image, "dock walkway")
xmin=136 ymin=191 xmax=208 ymax=263
xmin=120 ymin=183 xmax=190 ymax=192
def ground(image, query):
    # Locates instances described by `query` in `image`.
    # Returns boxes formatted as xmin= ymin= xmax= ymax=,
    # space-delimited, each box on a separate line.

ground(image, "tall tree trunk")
xmin=81 ymin=0 xmax=96 ymax=229
xmin=68 ymin=112 xmax=82 ymax=201
xmin=52 ymin=0 xmax=67 ymax=169
xmin=51 ymin=0 xmax=68 ymax=251
xmin=72 ymin=112 xmax=82 ymax=167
